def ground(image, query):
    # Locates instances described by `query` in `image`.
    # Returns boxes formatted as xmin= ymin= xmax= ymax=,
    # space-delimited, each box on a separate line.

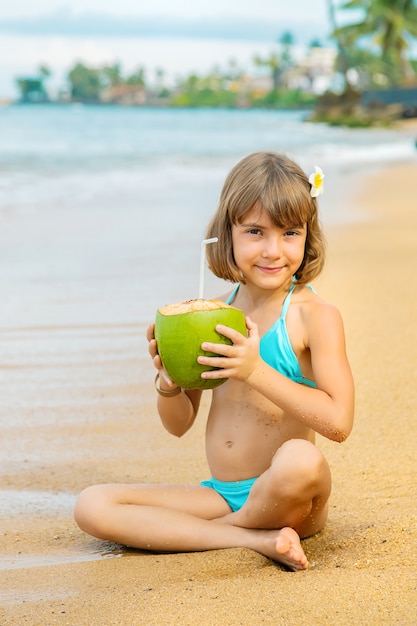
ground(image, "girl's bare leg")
xmin=74 ymin=482 xmax=308 ymax=570
xmin=74 ymin=440 xmax=330 ymax=571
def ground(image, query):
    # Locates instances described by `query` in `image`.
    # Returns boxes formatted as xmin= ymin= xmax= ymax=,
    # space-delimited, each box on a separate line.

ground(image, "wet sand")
xmin=1 ymin=160 xmax=417 ymax=625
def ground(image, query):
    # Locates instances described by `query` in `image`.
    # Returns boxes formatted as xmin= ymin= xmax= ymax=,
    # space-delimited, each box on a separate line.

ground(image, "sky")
xmin=0 ymin=1 xmax=334 ymax=99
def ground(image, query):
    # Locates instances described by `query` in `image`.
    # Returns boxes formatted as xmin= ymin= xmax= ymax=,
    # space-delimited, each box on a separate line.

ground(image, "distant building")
xmin=15 ymin=76 xmax=49 ymax=103
xmin=100 ymin=84 xmax=146 ymax=105
xmin=283 ymin=47 xmax=337 ymax=95
xmin=230 ymin=75 xmax=273 ymax=104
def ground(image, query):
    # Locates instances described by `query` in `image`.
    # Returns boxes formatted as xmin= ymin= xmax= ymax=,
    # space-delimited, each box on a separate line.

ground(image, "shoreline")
xmin=1 ymin=159 xmax=417 ymax=624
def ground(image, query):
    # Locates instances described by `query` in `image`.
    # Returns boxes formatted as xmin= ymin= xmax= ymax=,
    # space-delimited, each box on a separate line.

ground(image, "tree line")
xmin=15 ymin=0 xmax=417 ymax=111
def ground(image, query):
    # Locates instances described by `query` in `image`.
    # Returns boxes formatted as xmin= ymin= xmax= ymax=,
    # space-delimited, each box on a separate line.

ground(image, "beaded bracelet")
xmin=154 ymin=373 xmax=182 ymax=397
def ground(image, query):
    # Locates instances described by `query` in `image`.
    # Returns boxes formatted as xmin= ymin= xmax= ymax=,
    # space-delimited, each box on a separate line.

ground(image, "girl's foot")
xmin=274 ymin=527 xmax=309 ymax=571
xmin=253 ymin=526 xmax=308 ymax=571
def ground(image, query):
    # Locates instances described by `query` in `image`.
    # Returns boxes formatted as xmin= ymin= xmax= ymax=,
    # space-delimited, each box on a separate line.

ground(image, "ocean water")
xmin=0 ymin=104 xmax=414 ymax=331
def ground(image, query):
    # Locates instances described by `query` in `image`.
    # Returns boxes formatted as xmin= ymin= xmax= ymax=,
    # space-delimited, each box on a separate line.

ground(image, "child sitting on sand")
xmin=74 ymin=151 xmax=354 ymax=571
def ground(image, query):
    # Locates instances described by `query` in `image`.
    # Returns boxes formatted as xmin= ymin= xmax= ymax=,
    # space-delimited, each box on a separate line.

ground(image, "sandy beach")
xmin=1 ymin=157 xmax=417 ymax=625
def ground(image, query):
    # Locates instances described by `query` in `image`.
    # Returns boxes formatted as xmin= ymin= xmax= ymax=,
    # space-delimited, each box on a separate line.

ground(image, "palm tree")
xmin=253 ymin=53 xmax=281 ymax=90
xmin=68 ymin=63 xmax=104 ymax=103
xmin=334 ymin=0 xmax=417 ymax=84
xmin=102 ymin=63 xmax=123 ymax=87
xmin=126 ymin=66 xmax=146 ymax=87
xmin=326 ymin=0 xmax=355 ymax=88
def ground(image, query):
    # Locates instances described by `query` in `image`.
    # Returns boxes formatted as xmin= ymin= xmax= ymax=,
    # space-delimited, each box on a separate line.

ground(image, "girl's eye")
xmin=285 ymin=230 xmax=299 ymax=237
xmin=247 ymin=228 xmax=262 ymax=235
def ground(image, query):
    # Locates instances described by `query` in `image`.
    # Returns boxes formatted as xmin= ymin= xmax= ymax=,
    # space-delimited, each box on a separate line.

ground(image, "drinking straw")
xmin=199 ymin=238 xmax=218 ymax=299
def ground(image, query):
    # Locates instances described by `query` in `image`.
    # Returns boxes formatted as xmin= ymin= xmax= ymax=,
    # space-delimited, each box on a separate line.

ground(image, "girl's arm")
xmin=147 ymin=324 xmax=202 ymax=437
xmin=156 ymin=385 xmax=202 ymax=438
xmin=198 ymin=305 xmax=354 ymax=442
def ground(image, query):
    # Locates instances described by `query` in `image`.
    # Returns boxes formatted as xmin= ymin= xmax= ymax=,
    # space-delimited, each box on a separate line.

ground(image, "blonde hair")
xmin=206 ymin=152 xmax=326 ymax=285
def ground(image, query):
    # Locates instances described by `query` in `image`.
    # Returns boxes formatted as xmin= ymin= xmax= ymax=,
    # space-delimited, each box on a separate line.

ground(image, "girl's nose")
xmin=261 ymin=236 xmax=281 ymax=258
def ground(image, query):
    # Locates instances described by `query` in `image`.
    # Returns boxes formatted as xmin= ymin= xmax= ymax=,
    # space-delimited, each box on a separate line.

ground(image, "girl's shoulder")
xmin=293 ymin=283 xmax=335 ymax=307
xmin=292 ymin=285 xmax=343 ymax=330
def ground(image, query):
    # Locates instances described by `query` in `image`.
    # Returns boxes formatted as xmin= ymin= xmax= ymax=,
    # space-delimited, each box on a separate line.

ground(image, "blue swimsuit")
xmin=200 ymin=283 xmax=316 ymax=511
xmin=227 ymin=283 xmax=317 ymax=388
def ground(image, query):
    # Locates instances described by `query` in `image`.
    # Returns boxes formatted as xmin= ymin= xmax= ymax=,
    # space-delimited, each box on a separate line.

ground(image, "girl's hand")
xmin=198 ymin=316 xmax=261 ymax=383
xmin=146 ymin=323 xmax=176 ymax=388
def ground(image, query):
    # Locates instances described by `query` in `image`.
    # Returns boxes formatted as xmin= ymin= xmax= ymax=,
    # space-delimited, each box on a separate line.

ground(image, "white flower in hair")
xmin=309 ymin=166 xmax=325 ymax=198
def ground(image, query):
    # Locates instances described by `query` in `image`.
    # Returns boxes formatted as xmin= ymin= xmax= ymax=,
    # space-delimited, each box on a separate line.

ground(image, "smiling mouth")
xmin=257 ymin=266 xmax=284 ymax=273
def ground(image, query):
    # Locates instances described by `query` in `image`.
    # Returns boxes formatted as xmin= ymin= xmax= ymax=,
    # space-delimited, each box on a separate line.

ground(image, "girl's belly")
xmin=205 ymin=390 xmax=313 ymax=481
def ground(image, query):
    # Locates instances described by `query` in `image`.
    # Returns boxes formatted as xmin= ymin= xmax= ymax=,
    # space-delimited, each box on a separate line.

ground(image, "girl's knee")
xmin=74 ymin=484 xmax=112 ymax=537
xmin=272 ymin=439 xmax=330 ymax=490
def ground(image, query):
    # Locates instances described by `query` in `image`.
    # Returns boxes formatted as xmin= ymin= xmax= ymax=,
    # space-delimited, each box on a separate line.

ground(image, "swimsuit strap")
xmin=226 ymin=284 xmax=240 ymax=305
xmin=281 ymin=282 xmax=316 ymax=319
xmin=281 ymin=284 xmax=296 ymax=319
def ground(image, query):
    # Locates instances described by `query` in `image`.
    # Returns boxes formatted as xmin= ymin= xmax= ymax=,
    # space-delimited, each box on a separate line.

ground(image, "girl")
xmin=74 ymin=152 xmax=354 ymax=571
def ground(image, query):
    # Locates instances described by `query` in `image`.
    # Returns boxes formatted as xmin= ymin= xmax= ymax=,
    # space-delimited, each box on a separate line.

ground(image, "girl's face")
xmin=231 ymin=206 xmax=307 ymax=290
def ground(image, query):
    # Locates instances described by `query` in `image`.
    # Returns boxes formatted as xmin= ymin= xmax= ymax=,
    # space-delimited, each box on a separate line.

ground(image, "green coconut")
xmin=154 ymin=298 xmax=246 ymax=390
